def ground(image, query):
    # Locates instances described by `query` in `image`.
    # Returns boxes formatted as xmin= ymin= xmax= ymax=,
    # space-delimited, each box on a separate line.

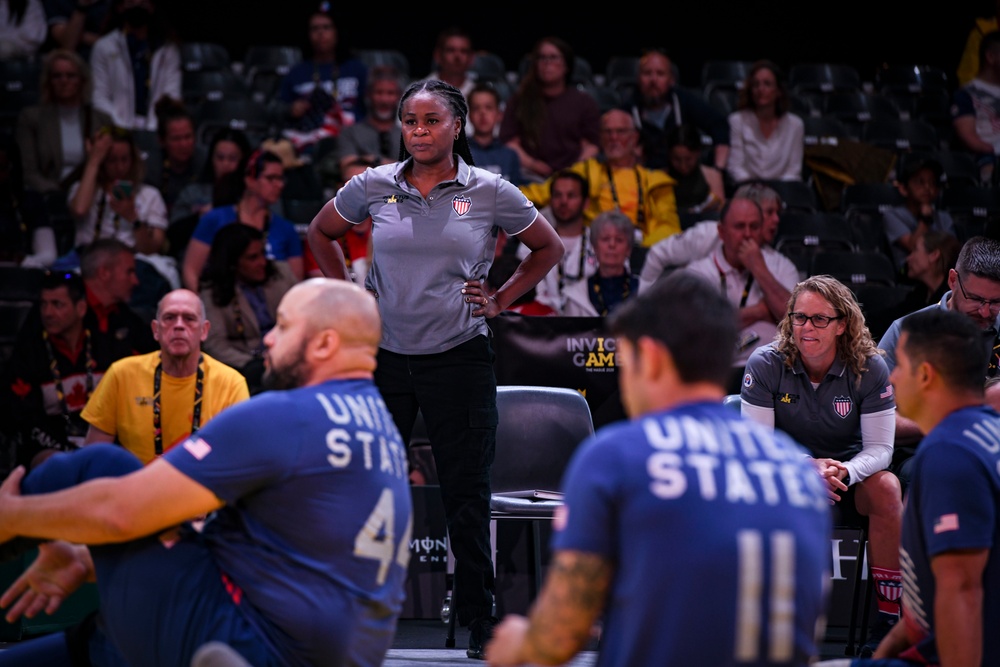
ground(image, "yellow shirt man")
xmin=520 ymin=158 xmax=681 ymax=247
xmin=82 ymin=351 xmax=249 ymax=464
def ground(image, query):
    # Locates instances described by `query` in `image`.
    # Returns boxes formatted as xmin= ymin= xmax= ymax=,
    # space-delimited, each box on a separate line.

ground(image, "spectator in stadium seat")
xmin=421 ymin=25 xmax=477 ymax=99
xmin=882 ymin=155 xmax=956 ymax=273
xmin=168 ymin=127 xmax=252 ymax=254
xmin=554 ymin=210 xmax=638 ymax=318
xmin=80 ymin=288 xmax=248 ymax=464
xmin=200 ymin=223 xmax=297 ymax=394
xmin=664 ymin=123 xmax=725 ymax=217
xmin=182 ymin=149 xmax=304 ymax=291
xmin=89 ymin=0 xmax=181 ymax=131
xmin=619 ymin=48 xmax=730 ymax=172
xmin=499 ymin=36 xmax=601 ymax=182
xmin=952 ymin=30 xmax=1000 ymax=184
xmin=726 ymin=60 xmax=804 ymax=186
xmin=519 ymin=108 xmax=680 ymax=247
xmin=15 ymin=48 xmax=112 ymax=196
xmin=0 ymin=133 xmax=56 ymax=267
xmin=144 ymin=97 xmax=205 ymax=217
xmin=515 ymin=170 xmax=596 ymax=315
xmin=681 ymin=196 xmax=798 ymax=385
xmin=638 ymin=180 xmax=784 ymax=291
xmin=276 ymin=3 xmax=367 ymax=154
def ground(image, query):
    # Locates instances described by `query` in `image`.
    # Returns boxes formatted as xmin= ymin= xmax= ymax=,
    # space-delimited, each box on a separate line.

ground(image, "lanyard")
xmin=95 ymin=190 xmax=124 ymax=239
xmin=588 ymin=273 xmax=632 ymax=317
xmin=713 ymin=254 xmax=754 ymax=308
xmin=152 ymin=354 xmax=204 ymax=456
xmin=42 ymin=329 xmax=95 ymax=420
xmin=557 ymin=228 xmax=589 ymax=298
xmin=604 ymin=163 xmax=645 ymax=229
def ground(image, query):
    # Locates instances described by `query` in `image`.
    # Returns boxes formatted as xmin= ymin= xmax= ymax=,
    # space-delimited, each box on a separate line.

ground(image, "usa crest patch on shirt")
xmin=452 ymin=195 xmax=472 ymax=216
xmin=833 ymin=396 xmax=853 ymax=418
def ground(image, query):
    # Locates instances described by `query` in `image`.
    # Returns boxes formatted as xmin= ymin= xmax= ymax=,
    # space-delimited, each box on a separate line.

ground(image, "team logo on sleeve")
xmin=833 ymin=396 xmax=853 ymax=418
xmin=452 ymin=195 xmax=472 ymax=216
xmin=742 ymin=373 xmax=754 ymax=388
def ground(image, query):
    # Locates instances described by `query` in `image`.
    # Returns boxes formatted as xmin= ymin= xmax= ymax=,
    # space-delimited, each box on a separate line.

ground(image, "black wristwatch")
xmin=843 ymin=471 xmax=851 ymax=487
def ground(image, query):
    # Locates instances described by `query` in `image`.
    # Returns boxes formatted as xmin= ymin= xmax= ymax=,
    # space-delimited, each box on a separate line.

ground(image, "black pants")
xmin=375 ymin=335 xmax=498 ymax=626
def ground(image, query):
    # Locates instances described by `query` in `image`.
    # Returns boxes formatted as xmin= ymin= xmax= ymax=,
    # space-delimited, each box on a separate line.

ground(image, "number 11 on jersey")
xmin=735 ymin=529 xmax=796 ymax=662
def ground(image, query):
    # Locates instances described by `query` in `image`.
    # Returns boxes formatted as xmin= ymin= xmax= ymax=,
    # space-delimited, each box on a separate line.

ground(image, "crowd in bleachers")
xmin=3 ymin=1 xmax=1000 ymax=663
xmin=1 ymin=0 xmax=998 ymax=438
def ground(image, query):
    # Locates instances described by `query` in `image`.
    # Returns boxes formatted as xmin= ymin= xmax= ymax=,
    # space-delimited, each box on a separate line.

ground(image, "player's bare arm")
xmin=932 ymin=548 xmax=988 ymax=667
xmin=0 ymin=459 xmax=223 ymax=546
xmin=488 ymin=549 xmax=612 ymax=666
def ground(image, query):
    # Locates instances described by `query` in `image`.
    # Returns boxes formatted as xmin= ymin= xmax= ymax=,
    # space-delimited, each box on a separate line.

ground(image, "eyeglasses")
xmin=789 ymin=312 xmax=843 ymax=328
xmin=955 ymin=272 xmax=1000 ymax=313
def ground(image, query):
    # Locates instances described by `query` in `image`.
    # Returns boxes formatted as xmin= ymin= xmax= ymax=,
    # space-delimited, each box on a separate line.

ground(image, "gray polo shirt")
xmin=877 ymin=291 xmax=1000 ymax=374
xmin=741 ymin=343 xmax=895 ymax=462
xmin=334 ymin=156 xmax=538 ymax=354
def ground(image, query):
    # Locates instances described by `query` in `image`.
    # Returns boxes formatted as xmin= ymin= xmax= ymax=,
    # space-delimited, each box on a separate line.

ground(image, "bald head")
xmin=264 ymin=279 xmax=382 ymax=389
xmin=294 ymin=278 xmax=381 ymax=347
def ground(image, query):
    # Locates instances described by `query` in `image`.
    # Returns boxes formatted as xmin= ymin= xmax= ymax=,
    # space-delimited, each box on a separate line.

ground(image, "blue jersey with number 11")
xmin=554 ymin=400 xmax=831 ymax=667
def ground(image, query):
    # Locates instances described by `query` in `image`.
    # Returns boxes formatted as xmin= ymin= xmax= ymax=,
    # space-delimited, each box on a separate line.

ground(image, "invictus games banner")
xmin=490 ymin=314 xmax=624 ymax=428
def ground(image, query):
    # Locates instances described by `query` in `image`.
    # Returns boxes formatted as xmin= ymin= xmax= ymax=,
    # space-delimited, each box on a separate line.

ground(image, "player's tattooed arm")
xmin=523 ymin=550 xmax=612 ymax=665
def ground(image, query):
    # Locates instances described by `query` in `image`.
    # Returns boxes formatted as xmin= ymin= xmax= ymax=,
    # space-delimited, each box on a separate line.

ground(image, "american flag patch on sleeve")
xmin=183 ymin=437 xmax=212 ymax=461
xmin=933 ymin=513 xmax=960 ymax=534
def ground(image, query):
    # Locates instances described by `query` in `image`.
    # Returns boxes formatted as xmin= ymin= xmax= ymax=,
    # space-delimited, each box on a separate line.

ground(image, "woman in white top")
xmin=726 ymin=60 xmax=804 ymax=185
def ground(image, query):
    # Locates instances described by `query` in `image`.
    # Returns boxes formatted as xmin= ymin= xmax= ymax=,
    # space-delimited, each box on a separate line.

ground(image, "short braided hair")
xmin=396 ymin=79 xmax=475 ymax=166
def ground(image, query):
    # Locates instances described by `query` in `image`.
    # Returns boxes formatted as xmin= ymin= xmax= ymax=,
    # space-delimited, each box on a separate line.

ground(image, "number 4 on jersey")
xmin=354 ymin=488 xmax=412 ymax=585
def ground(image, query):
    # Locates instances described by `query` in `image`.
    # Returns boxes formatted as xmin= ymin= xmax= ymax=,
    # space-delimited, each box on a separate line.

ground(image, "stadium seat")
xmin=470 ymin=51 xmax=508 ymax=83
xmin=243 ymin=45 xmax=302 ymax=103
xmin=180 ymin=41 xmax=231 ymax=72
xmin=775 ymin=212 xmax=855 ymax=274
xmin=762 ymin=179 xmax=819 ymax=214
xmin=861 ymin=118 xmax=939 ymax=154
xmin=700 ymin=59 xmax=753 ymax=94
xmin=353 ymin=49 xmax=410 ymax=78
xmin=809 ymin=250 xmax=898 ymax=287
xmin=802 ymin=115 xmax=850 ymax=146
xmin=182 ymin=69 xmax=250 ymax=109
xmin=789 ymin=63 xmax=862 ymax=98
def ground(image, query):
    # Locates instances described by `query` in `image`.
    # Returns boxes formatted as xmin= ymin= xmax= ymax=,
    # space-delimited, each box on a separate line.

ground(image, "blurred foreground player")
xmin=485 ymin=271 xmax=831 ymax=667
xmin=0 ymin=278 xmax=412 ymax=667
xmin=817 ymin=309 xmax=1000 ymax=666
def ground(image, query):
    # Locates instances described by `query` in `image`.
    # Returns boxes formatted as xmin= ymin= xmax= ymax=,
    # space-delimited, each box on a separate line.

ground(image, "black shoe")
xmin=466 ymin=615 xmax=498 ymax=660
xmin=858 ymin=613 xmax=898 ymax=657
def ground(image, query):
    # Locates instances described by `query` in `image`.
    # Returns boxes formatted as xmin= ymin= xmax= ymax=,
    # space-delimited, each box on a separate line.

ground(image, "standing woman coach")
xmin=307 ymin=80 xmax=562 ymax=659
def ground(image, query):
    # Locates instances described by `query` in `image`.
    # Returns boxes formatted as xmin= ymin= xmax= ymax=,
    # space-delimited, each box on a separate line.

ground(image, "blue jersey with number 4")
xmin=553 ymin=401 xmax=831 ymax=667
xmin=165 ymin=378 xmax=412 ymax=667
